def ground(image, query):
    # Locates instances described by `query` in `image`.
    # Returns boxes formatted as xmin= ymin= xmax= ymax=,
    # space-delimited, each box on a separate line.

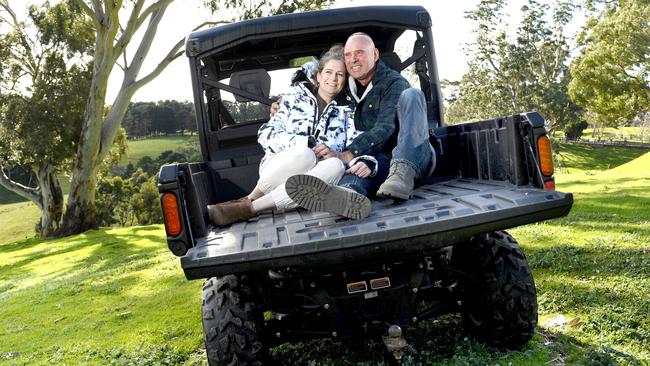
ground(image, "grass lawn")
xmin=552 ymin=127 xmax=649 ymax=143
xmin=1 ymin=143 xmax=648 ymax=365
xmin=121 ymin=134 xmax=194 ymax=166
xmin=581 ymin=127 xmax=647 ymax=142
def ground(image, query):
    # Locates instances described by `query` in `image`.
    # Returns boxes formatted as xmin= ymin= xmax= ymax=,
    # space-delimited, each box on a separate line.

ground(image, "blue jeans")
xmin=339 ymin=88 xmax=436 ymax=197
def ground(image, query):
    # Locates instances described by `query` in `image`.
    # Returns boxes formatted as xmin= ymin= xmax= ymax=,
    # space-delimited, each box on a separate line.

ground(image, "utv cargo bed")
xmin=181 ymin=179 xmax=572 ymax=278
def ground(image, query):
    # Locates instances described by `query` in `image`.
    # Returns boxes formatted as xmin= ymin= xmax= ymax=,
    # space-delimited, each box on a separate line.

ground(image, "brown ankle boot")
xmin=207 ymin=198 xmax=254 ymax=227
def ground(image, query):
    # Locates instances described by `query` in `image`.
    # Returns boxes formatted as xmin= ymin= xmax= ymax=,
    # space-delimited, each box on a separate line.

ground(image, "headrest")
xmin=379 ymin=52 xmax=402 ymax=71
xmin=229 ymin=69 xmax=271 ymax=102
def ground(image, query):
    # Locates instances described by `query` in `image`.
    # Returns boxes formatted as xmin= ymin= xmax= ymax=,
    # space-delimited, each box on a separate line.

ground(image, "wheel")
xmin=452 ymin=230 xmax=538 ymax=349
xmin=202 ymin=274 xmax=266 ymax=365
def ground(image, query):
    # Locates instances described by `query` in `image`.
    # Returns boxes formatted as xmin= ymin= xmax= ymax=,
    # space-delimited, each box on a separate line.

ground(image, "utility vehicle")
xmin=158 ymin=6 xmax=573 ymax=365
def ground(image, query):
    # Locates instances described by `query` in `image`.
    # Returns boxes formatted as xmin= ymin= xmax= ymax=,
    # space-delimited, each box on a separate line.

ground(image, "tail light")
xmin=161 ymin=193 xmax=182 ymax=236
xmin=537 ymin=135 xmax=554 ymax=176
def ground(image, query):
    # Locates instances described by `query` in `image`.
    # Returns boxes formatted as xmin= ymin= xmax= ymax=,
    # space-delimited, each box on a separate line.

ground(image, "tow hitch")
xmin=382 ymin=325 xmax=408 ymax=362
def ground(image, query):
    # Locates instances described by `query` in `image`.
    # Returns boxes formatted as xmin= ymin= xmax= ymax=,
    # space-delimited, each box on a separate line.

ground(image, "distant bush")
xmin=97 ymin=143 xmax=200 ymax=227
xmin=564 ymin=120 xmax=589 ymax=139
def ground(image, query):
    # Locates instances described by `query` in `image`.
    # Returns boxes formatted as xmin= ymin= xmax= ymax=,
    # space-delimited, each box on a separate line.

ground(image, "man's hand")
xmin=338 ymin=150 xmax=354 ymax=164
xmin=346 ymin=162 xmax=371 ymax=178
xmin=269 ymin=96 xmax=283 ymax=119
xmin=313 ymin=144 xmax=336 ymax=160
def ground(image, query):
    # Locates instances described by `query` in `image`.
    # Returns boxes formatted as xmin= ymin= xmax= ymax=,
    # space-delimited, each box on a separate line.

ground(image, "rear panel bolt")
xmin=412 ymin=317 xmax=418 ymax=323
xmin=324 ymin=303 xmax=330 ymax=310
xmin=276 ymin=332 xmax=281 ymax=338
xmin=332 ymin=331 xmax=337 ymax=337
xmin=412 ymin=288 xmax=418 ymax=293
xmin=310 ymin=282 xmax=316 ymax=288
xmin=457 ymin=300 xmax=462 ymax=306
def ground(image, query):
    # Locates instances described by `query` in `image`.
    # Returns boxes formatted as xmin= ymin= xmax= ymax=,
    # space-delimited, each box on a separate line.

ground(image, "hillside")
xmin=1 ymin=144 xmax=648 ymax=365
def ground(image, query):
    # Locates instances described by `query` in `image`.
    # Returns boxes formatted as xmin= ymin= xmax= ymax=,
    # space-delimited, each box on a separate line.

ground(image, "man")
xmin=285 ymin=32 xmax=436 ymax=219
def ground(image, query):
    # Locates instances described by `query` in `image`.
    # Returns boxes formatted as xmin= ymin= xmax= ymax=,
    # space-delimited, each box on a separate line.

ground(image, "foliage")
xmin=444 ymin=0 xmax=582 ymax=133
xmin=1 ymin=144 xmax=649 ymax=365
xmin=0 ymin=0 xmax=93 ymax=236
xmin=123 ymin=100 xmax=195 ymax=138
xmin=95 ymin=141 xmax=199 ymax=227
xmin=95 ymin=171 xmax=162 ymax=227
xmin=203 ymin=0 xmax=334 ymax=20
xmin=568 ymin=0 xmax=650 ymax=128
xmin=563 ymin=120 xmax=589 ymax=139
xmin=55 ymin=0 xmax=334 ymax=236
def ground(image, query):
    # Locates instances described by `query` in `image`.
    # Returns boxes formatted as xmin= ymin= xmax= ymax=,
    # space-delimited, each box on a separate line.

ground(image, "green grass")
xmin=1 ymin=144 xmax=649 ymax=365
xmin=553 ymin=127 xmax=649 ymax=143
xmin=581 ymin=127 xmax=647 ymax=142
xmin=122 ymin=134 xmax=194 ymax=166
xmin=0 ymin=201 xmax=42 ymax=246
xmin=554 ymin=141 xmax=650 ymax=173
xmin=0 ymin=226 xmax=205 ymax=366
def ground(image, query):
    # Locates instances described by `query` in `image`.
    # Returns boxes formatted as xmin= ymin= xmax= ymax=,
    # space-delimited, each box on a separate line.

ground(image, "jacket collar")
xmin=347 ymin=60 xmax=390 ymax=102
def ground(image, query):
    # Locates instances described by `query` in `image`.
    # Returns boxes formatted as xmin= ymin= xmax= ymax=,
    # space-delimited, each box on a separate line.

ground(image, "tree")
xmin=568 ymin=0 xmax=650 ymax=128
xmin=444 ymin=0 xmax=582 ymax=133
xmin=0 ymin=1 xmax=93 ymax=236
xmin=57 ymin=0 xmax=333 ymax=236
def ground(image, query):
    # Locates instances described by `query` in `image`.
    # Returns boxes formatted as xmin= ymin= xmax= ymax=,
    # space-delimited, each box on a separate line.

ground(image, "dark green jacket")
xmin=346 ymin=60 xmax=411 ymax=158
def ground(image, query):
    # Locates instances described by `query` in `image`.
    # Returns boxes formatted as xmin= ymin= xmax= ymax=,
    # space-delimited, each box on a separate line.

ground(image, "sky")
xmin=8 ymin=0 xmax=577 ymax=103
xmin=110 ymin=0 xmax=488 ymax=103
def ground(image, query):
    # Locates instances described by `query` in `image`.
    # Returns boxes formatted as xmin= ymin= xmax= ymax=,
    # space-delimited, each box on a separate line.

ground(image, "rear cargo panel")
xmin=181 ymin=179 xmax=572 ymax=278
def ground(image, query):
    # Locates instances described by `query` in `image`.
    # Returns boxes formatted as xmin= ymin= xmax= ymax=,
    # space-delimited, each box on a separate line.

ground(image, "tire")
xmin=202 ymin=274 xmax=266 ymax=366
xmin=452 ymin=231 xmax=538 ymax=349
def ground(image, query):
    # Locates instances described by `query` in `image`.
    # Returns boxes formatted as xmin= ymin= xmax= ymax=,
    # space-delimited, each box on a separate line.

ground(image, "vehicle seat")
xmin=229 ymin=69 xmax=271 ymax=102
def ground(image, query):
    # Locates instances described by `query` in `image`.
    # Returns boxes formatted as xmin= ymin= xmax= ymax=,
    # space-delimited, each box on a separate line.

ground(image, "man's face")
xmin=344 ymin=36 xmax=378 ymax=85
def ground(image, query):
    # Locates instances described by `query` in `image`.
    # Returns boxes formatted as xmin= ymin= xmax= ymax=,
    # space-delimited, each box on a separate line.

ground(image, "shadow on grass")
xmin=0 ymin=227 xmax=169 ymax=300
xmin=555 ymin=143 xmax=649 ymax=172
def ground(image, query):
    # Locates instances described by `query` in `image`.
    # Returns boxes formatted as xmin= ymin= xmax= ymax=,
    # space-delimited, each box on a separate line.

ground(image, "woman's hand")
xmin=313 ymin=144 xmax=337 ymax=160
xmin=346 ymin=162 xmax=371 ymax=178
xmin=269 ymin=96 xmax=283 ymax=119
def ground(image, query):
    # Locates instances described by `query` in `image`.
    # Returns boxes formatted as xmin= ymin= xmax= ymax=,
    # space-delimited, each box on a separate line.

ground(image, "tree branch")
xmin=73 ymin=0 xmax=100 ymax=27
xmin=113 ymin=0 xmax=145 ymax=55
xmin=0 ymin=165 xmax=41 ymax=205
xmin=99 ymin=4 xmax=171 ymax=158
xmin=134 ymin=0 xmax=173 ymax=30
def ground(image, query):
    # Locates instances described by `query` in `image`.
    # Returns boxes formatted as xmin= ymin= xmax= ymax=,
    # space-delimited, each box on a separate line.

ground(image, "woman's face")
xmin=316 ymin=59 xmax=346 ymax=100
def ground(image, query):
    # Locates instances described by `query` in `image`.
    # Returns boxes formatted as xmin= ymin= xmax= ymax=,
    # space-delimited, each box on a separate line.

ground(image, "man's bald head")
xmin=344 ymin=32 xmax=379 ymax=86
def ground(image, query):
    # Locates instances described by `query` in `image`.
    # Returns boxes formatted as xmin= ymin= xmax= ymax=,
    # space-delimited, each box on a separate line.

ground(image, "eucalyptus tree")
xmin=568 ymin=0 xmax=650 ymax=128
xmin=445 ymin=0 xmax=581 ymax=133
xmin=0 ymin=1 xmax=93 ymax=236
xmin=54 ymin=0 xmax=333 ymax=236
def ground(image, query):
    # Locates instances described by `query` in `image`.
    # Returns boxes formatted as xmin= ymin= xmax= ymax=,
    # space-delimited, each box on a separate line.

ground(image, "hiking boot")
xmin=207 ymin=197 xmax=254 ymax=227
xmin=285 ymin=174 xmax=371 ymax=220
xmin=376 ymin=161 xmax=416 ymax=200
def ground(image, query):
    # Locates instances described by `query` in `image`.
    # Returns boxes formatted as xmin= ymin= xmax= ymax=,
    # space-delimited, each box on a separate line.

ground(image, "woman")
xmin=208 ymin=46 xmax=375 ymax=227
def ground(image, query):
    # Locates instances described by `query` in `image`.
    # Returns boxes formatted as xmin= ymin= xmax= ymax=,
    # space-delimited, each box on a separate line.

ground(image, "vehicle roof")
xmin=186 ymin=5 xmax=431 ymax=59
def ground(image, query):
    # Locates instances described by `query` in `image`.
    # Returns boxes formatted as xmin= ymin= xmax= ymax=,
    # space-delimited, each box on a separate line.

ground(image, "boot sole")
xmin=376 ymin=188 xmax=411 ymax=201
xmin=285 ymin=174 xmax=371 ymax=220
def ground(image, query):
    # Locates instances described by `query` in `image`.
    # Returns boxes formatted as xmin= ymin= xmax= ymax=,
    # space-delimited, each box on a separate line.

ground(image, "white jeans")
xmin=258 ymin=146 xmax=344 ymax=211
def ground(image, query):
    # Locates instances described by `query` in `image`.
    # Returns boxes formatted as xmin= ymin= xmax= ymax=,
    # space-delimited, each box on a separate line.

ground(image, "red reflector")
xmin=544 ymin=181 xmax=556 ymax=190
xmin=162 ymin=193 xmax=182 ymax=236
xmin=537 ymin=135 xmax=554 ymax=176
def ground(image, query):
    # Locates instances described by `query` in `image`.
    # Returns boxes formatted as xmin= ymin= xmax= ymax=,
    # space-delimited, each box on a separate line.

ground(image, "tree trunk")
xmin=0 ymin=163 xmax=63 ymax=237
xmin=35 ymin=165 xmax=64 ymax=237
xmin=57 ymin=122 xmax=103 ymax=236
